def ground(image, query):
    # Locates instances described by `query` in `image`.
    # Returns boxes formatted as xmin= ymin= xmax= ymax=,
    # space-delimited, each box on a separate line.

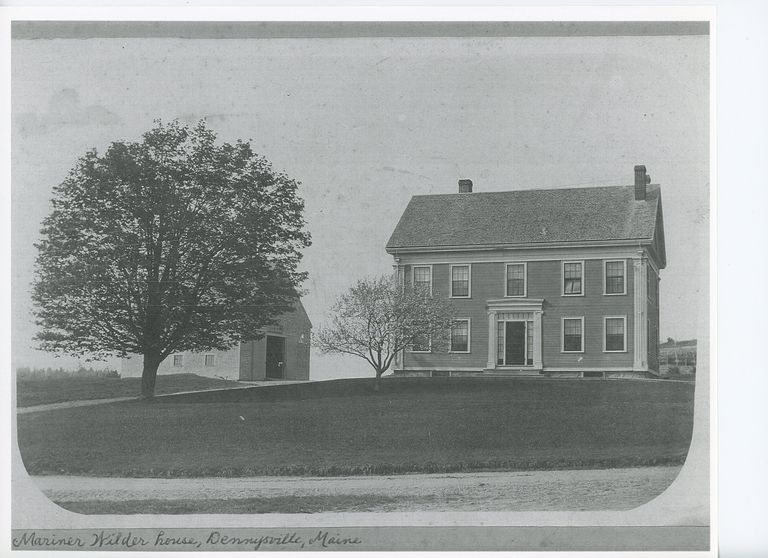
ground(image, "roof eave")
xmin=386 ymin=238 xmax=655 ymax=254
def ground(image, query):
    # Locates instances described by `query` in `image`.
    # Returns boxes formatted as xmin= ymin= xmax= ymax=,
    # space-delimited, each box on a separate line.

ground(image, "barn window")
xmin=562 ymin=317 xmax=584 ymax=352
xmin=173 ymin=354 xmax=183 ymax=367
xmin=505 ymin=263 xmax=527 ymax=297
xmin=450 ymin=265 xmax=471 ymax=297
xmin=204 ymin=354 xmax=215 ymax=366
xmin=450 ymin=319 xmax=471 ymax=353
xmin=563 ymin=261 xmax=584 ymax=296
xmin=604 ymin=317 xmax=627 ymax=352
xmin=604 ymin=260 xmax=626 ymax=295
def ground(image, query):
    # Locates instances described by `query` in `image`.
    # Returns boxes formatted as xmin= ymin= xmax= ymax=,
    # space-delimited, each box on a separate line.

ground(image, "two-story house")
xmin=386 ymin=165 xmax=665 ymax=379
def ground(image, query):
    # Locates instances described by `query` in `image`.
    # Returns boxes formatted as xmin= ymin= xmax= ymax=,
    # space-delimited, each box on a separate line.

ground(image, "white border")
xmin=1 ymin=7 xmax=725 ymax=556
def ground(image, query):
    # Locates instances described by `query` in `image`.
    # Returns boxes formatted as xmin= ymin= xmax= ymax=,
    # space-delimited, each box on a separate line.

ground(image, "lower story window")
xmin=204 ymin=354 xmax=215 ymax=367
xmin=410 ymin=333 xmax=431 ymax=352
xmin=450 ymin=319 xmax=470 ymax=352
xmin=173 ymin=354 xmax=183 ymax=367
xmin=604 ymin=317 xmax=626 ymax=352
xmin=562 ymin=318 xmax=584 ymax=352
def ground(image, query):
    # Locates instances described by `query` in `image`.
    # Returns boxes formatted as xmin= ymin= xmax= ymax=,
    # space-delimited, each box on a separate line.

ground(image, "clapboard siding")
xmin=402 ymin=258 xmax=636 ymax=370
xmin=537 ymin=259 xmax=634 ymax=368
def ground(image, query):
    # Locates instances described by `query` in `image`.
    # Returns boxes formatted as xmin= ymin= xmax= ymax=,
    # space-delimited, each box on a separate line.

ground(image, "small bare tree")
xmin=315 ymin=274 xmax=454 ymax=390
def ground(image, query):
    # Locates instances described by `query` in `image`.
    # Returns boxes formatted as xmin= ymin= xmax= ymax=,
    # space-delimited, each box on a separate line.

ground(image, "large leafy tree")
xmin=32 ymin=121 xmax=311 ymax=397
xmin=314 ymin=274 xmax=454 ymax=390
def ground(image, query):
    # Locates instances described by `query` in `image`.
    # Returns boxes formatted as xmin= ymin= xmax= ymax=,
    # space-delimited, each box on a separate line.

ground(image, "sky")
xmin=11 ymin=28 xmax=709 ymax=380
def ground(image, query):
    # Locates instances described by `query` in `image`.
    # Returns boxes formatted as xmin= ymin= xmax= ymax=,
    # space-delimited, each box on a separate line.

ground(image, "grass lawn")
xmin=16 ymin=373 xmax=242 ymax=407
xmin=16 ymin=377 xmax=695 ymax=477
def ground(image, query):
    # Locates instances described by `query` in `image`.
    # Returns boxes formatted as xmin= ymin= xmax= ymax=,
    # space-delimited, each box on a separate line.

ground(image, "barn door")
xmin=265 ymin=336 xmax=285 ymax=379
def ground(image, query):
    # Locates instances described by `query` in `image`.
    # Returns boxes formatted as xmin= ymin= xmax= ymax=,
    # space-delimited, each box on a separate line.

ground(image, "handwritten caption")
xmin=13 ymin=529 xmax=363 ymax=551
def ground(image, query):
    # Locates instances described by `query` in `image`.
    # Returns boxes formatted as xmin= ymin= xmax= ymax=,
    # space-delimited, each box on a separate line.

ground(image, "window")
xmin=450 ymin=319 xmax=471 ymax=352
xmin=505 ymin=263 xmax=527 ymax=297
xmin=563 ymin=261 xmax=584 ymax=296
xmin=412 ymin=265 xmax=432 ymax=295
xmin=604 ymin=260 xmax=626 ymax=295
xmin=562 ymin=317 xmax=584 ymax=352
xmin=410 ymin=333 xmax=431 ymax=353
xmin=204 ymin=354 xmax=215 ymax=366
xmin=604 ymin=317 xmax=626 ymax=352
xmin=450 ymin=265 xmax=471 ymax=297
xmin=173 ymin=354 xmax=183 ymax=367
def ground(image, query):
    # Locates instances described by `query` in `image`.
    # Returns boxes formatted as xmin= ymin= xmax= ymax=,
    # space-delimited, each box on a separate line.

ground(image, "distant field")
xmin=16 ymin=373 xmax=241 ymax=407
xmin=16 ymin=377 xmax=695 ymax=477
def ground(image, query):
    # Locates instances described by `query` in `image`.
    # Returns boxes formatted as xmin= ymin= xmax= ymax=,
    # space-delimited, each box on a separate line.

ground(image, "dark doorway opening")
xmin=265 ymin=336 xmax=286 ymax=379
xmin=505 ymin=321 xmax=526 ymax=366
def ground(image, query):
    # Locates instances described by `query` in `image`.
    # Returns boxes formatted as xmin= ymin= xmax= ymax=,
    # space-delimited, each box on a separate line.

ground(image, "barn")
xmin=120 ymin=299 xmax=312 ymax=381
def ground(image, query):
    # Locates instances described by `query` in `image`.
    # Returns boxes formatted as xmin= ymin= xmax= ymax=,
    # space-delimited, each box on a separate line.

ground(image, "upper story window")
xmin=204 ymin=354 xmax=215 ymax=367
xmin=604 ymin=316 xmax=627 ymax=352
xmin=505 ymin=263 xmax=527 ymax=297
xmin=412 ymin=265 xmax=432 ymax=295
xmin=562 ymin=317 xmax=584 ymax=352
xmin=563 ymin=261 xmax=584 ymax=296
xmin=604 ymin=260 xmax=626 ymax=295
xmin=450 ymin=319 xmax=471 ymax=352
xmin=173 ymin=354 xmax=183 ymax=367
xmin=450 ymin=264 xmax=471 ymax=298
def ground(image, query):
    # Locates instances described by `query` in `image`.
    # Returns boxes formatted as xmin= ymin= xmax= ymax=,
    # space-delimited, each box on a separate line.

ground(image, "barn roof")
xmin=386 ymin=184 xmax=664 ymax=261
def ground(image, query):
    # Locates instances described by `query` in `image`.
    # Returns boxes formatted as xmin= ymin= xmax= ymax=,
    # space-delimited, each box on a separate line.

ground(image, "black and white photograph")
xmin=4 ymin=8 xmax=724 ymax=554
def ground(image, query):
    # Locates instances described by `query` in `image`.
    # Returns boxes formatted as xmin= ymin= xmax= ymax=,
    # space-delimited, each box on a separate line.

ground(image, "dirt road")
xmin=32 ymin=466 xmax=681 ymax=513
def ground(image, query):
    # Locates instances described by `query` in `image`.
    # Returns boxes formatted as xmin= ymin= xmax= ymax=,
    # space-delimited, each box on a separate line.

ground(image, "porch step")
xmin=482 ymin=369 xmax=542 ymax=377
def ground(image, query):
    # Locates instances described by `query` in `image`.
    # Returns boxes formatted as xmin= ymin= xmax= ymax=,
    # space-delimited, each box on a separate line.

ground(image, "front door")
xmin=265 ymin=336 xmax=285 ymax=379
xmin=505 ymin=322 xmax=526 ymax=366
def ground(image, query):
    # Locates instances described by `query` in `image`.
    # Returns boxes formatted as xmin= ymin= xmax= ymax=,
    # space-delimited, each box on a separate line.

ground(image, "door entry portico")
xmin=486 ymin=298 xmax=544 ymax=371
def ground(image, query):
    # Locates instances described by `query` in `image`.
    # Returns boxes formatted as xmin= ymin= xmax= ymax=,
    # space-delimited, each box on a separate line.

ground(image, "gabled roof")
xmin=386 ymin=184 xmax=665 ymax=267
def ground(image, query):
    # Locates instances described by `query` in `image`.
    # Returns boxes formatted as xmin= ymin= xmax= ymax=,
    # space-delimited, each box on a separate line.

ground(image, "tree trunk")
xmin=140 ymin=352 xmax=162 ymax=399
xmin=373 ymin=369 xmax=382 ymax=392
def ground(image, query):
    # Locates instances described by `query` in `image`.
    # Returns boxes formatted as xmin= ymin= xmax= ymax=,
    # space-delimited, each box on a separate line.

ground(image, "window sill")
xmin=561 ymin=350 xmax=585 ymax=354
xmin=504 ymin=294 xmax=527 ymax=298
xmin=603 ymin=292 xmax=627 ymax=296
xmin=407 ymin=350 xmax=432 ymax=354
xmin=449 ymin=351 xmax=471 ymax=354
xmin=603 ymin=350 xmax=628 ymax=353
xmin=561 ymin=293 xmax=585 ymax=297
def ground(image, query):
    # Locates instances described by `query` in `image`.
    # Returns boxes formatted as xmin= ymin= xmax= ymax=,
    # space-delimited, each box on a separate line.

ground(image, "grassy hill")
xmin=16 ymin=377 xmax=695 ymax=477
xmin=16 ymin=373 xmax=241 ymax=407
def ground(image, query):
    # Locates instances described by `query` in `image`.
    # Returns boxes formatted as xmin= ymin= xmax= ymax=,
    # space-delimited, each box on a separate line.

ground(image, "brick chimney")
xmin=634 ymin=165 xmax=650 ymax=201
xmin=458 ymin=179 xmax=473 ymax=193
